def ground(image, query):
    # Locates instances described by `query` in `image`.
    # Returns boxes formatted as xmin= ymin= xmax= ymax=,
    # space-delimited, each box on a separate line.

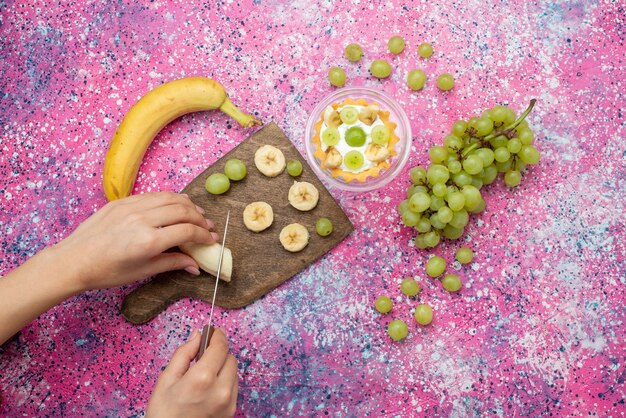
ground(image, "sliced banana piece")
xmin=288 ymin=181 xmax=319 ymax=211
xmin=243 ymin=201 xmax=274 ymax=232
xmin=364 ymin=143 xmax=391 ymax=162
xmin=323 ymin=106 xmax=342 ymax=128
xmin=254 ymin=145 xmax=286 ymax=177
xmin=279 ymin=223 xmax=309 ymax=252
xmin=358 ymin=105 xmax=380 ymax=125
xmin=324 ymin=147 xmax=343 ymax=168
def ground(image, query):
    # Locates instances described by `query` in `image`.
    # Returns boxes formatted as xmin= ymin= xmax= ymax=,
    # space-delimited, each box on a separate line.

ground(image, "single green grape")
xmin=344 ymin=151 xmax=364 ymax=170
xmin=456 ymin=247 xmax=474 ymax=264
xmin=370 ymin=60 xmax=392 ymax=78
xmin=322 ymin=127 xmax=340 ymax=146
xmin=375 ymin=296 xmax=393 ymax=313
xmin=518 ymin=129 xmax=534 ymax=145
xmin=224 ymin=159 xmax=247 ymax=181
xmin=437 ymin=73 xmax=455 ymax=91
xmin=388 ymin=319 xmax=408 ymax=341
xmin=414 ymin=234 xmax=427 ymax=249
xmin=426 ymin=256 xmax=446 ymax=277
xmin=461 ymin=185 xmax=482 ymax=210
xmin=451 ymin=121 xmax=468 ymax=137
xmin=507 ymin=138 xmax=522 ymax=154
xmin=490 ymin=135 xmax=508 ymax=149
xmin=429 ymin=146 xmax=448 ymax=164
xmin=429 ymin=196 xmax=445 ymax=211
xmin=327 ymin=67 xmax=346 ymax=87
xmin=504 ymin=170 xmax=522 ymax=187
xmin=410 ymin=166 xmax=427 ymax=184
xmin=400 ymin=278 xmax=420 ymax=296
xmin=432 ymin=183 xmax=447 ymax=198
xmin=205 ymin=173 xmax=230 ymax=195
xmin=462 ymin=154 xmax=484 ymax=175
xmin=407 ymin=69 xmax=426 ymax=91
xmin=467 ymin=198 xmax=486 ymax=214
xmin=344 ymin=43 xmax=363 ymax=62
xmin=415 ymin=217 xmax=432 ymax=233
xmin=449 ymin=209 xmax=469 ymax=229
xmin=442 ymin=274 xmax=462 ymax=292
xmin=473 ymin=117 xmax=494 ymax=136
xmin=418 ymin=43 xmax=433 ymax=58
xmin=437 ymin=206 xmax=453 ymax=224
xmin=409 ymin=192 xmax=431 ymax=213
xmin=503 ymin=107 xmax=517 ymax=125
xmin=423 ymin=231 xmax=441 ymax=247
xmin=345 ymin=126 xmax=366 ymax=147
xmin=452 ymin=171 xmax=473 ymax=187
xmin=444 ymin=134 xmax=463 ymax=151
xmin=518 ymin=145 xmax=540 ymax=164
xmin=495 ymin=159 xmax=513 ymax=173
xmin=398 ymin=200 xmax=410 ymax=217
xmin=388 ymin=36 xmax=405 ymax=54
xmin=491 ymin=106 xmax=507 ymax=123
xmin=315 ymin=217 xmax=333 ymax=236
xmin=286 ymin=160 xmax=303 ymax=177
xmin=442 ymin=224 xmax=464 ymax=239
xmin=448 ymin=160 xmax=462 ymax=174
xmin=482 ymin=164 xmax=498 ymax=185
xmin=340 ymin=106 xmax=359 ymax=124
xmin=475 ymin=148 xmax=495 ymax=167
xmin=429 ymin=213 xmax=445 ymax=230
xmin=371 ymin=125 xmax=391 ymax=145
xmin=447 ymin=192 xmax=466 ymax=212
xmin=414 ymin=304 xmax=433 ymax=325
xmin=494 ymin=147 xmax=511 ymax=163
xmin=427 ymin=164 xmax=450 ymax=185
xmin=402 ymin=210 xmax=420 ymax=227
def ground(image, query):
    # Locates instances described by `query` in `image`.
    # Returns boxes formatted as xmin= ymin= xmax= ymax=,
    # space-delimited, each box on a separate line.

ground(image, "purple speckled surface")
xmin=1 ymin=1 xmax=625 ymax=416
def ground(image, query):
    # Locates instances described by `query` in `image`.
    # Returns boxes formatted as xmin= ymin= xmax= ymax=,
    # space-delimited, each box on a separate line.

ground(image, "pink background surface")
xmin=1 ymin=0 xmax=624 ymax=416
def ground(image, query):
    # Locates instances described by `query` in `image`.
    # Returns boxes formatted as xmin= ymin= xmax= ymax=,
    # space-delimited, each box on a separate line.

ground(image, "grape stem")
xmin=461 ymin=99 xmax=537 ymax=157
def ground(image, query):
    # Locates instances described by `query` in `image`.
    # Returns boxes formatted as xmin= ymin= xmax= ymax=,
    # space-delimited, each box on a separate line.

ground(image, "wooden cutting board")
xmin=121 ymin=122 xmax=354 ymax=324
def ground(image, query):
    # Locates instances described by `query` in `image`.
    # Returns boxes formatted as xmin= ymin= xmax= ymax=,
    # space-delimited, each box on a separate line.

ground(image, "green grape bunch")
xmin=398 ymin=100 xmax=541 ymax=248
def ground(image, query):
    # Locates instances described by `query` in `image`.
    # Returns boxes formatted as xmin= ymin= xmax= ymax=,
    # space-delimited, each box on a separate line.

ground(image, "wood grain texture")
xmin=121 ymin=122 xmax=354 ymax=324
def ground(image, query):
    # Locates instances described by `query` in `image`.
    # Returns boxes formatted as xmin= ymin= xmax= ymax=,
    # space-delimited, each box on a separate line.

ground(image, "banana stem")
xmin=219 ymin=97 xmax=262 ymax=127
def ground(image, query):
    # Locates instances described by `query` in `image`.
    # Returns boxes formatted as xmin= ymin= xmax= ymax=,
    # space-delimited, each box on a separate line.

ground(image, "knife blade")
xmin=196 ymin=210 xmax=230 ymax=362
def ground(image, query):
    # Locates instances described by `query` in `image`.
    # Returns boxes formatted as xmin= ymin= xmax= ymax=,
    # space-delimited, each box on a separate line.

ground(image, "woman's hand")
xmin=146 ymin=328 xmax=238 ymax=418
xmin=54 ymin=192 xmax=218 ymax=292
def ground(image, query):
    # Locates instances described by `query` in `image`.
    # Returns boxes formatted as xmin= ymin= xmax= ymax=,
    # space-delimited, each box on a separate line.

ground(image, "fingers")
xmin=143 ymin=202 xmax=214 ymax=230
xmin=161 ymin=330 xmax=201 ymax=380
xmin=116 ymin=191 xmax=195 ymax=212
xmin=146 ymin=252 xmax=201 ymax=277
xmin=154 ymin=224 xmax=218 ymax=253
xmin=191 ymin=328 xmax=230 ymax=378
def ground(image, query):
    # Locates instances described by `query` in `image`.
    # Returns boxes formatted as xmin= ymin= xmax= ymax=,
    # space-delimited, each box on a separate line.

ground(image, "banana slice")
xmin=288 ymin=181 xmax=319 ymax=211
xmin=254 ymin=145 xmax=286 ymax=177
xmin=364 ymin=143 xmax=391 ymax=162
xmin=324 ymin=147 xmax=343 ymax=168
xmin=279 ymin=223 xmax=309 ymax=252
xmin=323 ymin=106 xmax=342 ymax=128
xmin=358 ymin=105 xmax=380 ymax=125
xmin=243 ymin=201 xmax=274 ymax=232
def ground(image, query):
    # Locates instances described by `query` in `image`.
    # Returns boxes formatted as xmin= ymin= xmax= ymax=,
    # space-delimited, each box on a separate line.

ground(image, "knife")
xmin=196 ymin=210 xmax=230 ymax=362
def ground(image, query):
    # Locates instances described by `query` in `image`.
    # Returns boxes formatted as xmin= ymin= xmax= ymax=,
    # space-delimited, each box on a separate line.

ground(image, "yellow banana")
xmin=103 ymin=76 xmax=261 ymax=201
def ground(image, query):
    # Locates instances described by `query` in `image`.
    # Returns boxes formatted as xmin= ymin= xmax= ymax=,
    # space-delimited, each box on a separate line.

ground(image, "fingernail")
xmin=180 ymin=193 xmax=189 ymax=198
xmin=206 ymin=219 xmax=215 ymax=229
xmin=185 ymin=266 xmax=201 ymax=276
xmin=195 ymin=205 xmax=205 ymax=214
xmin=210 ymin=232 xmax=219 ymax=241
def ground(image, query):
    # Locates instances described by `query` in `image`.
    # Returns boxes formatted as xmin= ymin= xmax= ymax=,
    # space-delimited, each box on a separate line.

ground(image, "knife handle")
xmin=195 ymin=324 xmax=215 ymax=362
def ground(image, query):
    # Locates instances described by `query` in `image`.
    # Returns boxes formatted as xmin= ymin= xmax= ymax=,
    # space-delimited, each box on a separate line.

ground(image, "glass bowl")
xmin=304 ymin=87 xmax=412 ymax=192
